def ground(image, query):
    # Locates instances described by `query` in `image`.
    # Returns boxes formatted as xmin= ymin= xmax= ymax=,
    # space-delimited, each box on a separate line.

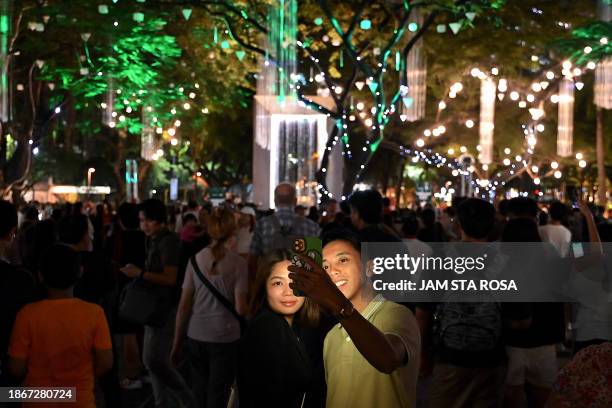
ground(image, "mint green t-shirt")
xmin=323 ymin=296 xmax=421 ymax=408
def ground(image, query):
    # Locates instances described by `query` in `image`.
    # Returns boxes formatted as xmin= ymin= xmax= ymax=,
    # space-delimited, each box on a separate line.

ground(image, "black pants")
xmin=186 ymin=337 xmax=238 ymax=408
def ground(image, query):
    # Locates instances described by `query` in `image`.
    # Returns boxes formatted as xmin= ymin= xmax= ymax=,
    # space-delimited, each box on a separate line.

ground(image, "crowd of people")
xmin=0 ymin=184 xmax=611 ymax=408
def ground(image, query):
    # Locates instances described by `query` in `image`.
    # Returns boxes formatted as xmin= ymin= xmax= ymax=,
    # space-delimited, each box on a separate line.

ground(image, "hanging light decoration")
xmin=557 ymin=77 xmax=574 ymax=157
xmin=402 ymin=8 xmax=426 ymax=122
xmin=102 ymin=77 xmax=114 ymax=126
xmin=141 ymin=106 xmax=157 ymax=161
xmin=267 ymin=0 xmax=297 ymax=105
xmin=0 ymin=0 xmax=12 ymax=122
xmin=594 ymin=0 xmax=612 ymax=109
xmin=255 ymin=0 xmax=298 ymax=150
xmin=479 ymin=77 xmax=496 ymax=165
xmin=594 ymin=58 xmax=612 ymax=108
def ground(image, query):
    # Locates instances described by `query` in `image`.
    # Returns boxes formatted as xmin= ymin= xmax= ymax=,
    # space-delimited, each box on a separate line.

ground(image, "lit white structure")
xmin=595 ymin=0 xmax=612 ymax=109
xmin=141 ymin=106 xmax=156 ymax=161
xmin=252 ymin=95 xmax=339 ymax=209
xmin=594 ymin=57 xmax=612 ymax=109
xmin=557 ymin=77 xmax=574 ymax=157
xmin=402 ymin=9 xmax=426 ymax=121
xmin=103 ymin=77 xmax=114 ymax=126
xmin=252 ymin=0 xmax=340 ymax=209
xmin=479 ymin=77 xmax=496 ymax=165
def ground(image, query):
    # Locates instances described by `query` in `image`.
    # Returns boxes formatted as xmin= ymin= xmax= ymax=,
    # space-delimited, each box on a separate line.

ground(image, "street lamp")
xmin=194 ymin=171 xmax=202 ymax=195
xmin=87 ymin=168 xmax=96 ymax=197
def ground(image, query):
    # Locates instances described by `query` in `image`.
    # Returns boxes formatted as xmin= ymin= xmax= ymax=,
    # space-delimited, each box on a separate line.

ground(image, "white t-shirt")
xmin=182 ymin=247 xmax=248 ymax=343
xmin=538 ymin=224 xmax=572 ymax=258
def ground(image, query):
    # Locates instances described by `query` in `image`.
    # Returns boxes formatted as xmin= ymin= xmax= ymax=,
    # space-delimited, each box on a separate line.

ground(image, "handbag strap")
xmin=189 ymin=255 xmax=244 ymax=326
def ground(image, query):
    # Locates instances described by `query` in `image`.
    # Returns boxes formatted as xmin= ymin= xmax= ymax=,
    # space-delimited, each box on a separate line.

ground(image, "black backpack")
xmin=434 ymin=301 xmax=503 ymax=352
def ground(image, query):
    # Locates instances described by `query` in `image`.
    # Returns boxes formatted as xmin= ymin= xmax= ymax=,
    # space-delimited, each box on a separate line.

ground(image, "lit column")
xmin=479 ymin=77 xmax=496 ymax=165
xmin=557 ymin=78 xmax=574 ymax=157
xmin=402 ymin=9 xmax=426 ymax=122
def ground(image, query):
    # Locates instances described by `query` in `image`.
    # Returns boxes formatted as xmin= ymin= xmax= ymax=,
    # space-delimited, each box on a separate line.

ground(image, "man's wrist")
xmin=333 ymin=298 xmax=355 ymax=320
xmin=139 ymin=269 xmax=146 ymax=280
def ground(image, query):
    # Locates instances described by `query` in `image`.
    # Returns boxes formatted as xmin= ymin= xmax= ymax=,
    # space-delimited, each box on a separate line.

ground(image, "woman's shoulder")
xmin=246 ymin=309 xmax=291 ymax=337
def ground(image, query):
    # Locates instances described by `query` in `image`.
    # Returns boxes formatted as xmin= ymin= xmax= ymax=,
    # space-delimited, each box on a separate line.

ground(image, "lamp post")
xmin=87 ymin=167 xmax=96 ymax=198
xmin=194 ymin=171 xmax=202 ymax=197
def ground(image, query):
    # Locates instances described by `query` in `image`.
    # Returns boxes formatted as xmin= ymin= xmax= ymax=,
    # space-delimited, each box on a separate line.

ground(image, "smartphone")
xmin=572 ymin=242 xmax=584 ymax=258
xmin=290 ymin=236 xmax=323 ymax=297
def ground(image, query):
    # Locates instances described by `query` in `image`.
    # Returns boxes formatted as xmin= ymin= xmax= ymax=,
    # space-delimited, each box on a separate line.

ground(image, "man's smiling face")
xmin=322 ymin=239 xmax=363 ymax=302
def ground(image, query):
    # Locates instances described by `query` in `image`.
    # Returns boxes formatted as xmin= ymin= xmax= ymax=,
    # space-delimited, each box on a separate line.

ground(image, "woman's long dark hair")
xmin=248 ymin=249 xmax=319 ymax=327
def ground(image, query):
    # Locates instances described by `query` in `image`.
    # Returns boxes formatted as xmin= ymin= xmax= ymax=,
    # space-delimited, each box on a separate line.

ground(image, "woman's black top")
xmin=238 ymin=308 xmax=312 ymax=408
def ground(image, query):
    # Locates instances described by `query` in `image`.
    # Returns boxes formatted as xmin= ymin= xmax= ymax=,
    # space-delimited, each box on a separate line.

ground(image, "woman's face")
xmin=266 ymin=260 xmax=305 ymax=317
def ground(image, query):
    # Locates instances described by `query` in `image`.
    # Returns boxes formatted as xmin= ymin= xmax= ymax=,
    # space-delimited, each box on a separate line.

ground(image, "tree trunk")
xmin=596 ymin=107 xmax=606 ymax=205
xmin=112 ymin=131 xmax=126 ymax=202
xmin=137 ymin=159 xmax=152 ymax=200
xmin=395 ymin=159 xmax=406 ymax=209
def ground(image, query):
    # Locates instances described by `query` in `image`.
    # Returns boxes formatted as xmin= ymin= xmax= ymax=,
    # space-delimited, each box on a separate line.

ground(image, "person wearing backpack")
xmin=249 ymin=183 xmax=320 ymax=282
xmin=171 ymin=207 xmax=248 ymax=408
xmin=416 ymin=198 xmax=506 ymax=408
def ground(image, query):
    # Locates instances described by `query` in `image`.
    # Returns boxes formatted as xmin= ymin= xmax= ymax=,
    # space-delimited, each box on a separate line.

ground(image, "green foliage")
xmin=551 ymin=21 xmax=612 ymax=65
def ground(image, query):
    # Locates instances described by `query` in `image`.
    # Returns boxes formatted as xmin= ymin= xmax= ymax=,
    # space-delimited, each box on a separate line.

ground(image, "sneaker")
xmin=119 ymin=378 xmax=143 ymax=390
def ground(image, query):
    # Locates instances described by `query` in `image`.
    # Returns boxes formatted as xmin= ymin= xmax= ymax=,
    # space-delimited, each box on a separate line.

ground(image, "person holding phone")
xmin=238 ymin=249 xmax=319 ymax=408
xmin=288 ymin=228 xmax=420 ymax=408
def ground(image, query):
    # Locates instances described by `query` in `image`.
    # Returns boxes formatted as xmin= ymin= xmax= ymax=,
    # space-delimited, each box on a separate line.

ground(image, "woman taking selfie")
xmin=238 ymin=249 xmax=319 ymax=407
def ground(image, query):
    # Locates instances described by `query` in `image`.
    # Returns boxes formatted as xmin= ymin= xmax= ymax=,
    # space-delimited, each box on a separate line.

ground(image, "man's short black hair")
xmin=24 ymin=205 xmax=39 ymax=221
xmin=498 ymin=199 xmax=510 ymax=217
xmin=349 ymin=190 xmax=383 ymax=224
xmin=182 ymin=213 xmax=198 ymax=225
xmin=139 ymin=199 xmax=167 ymax=224
xmin=322 ymin=227 xmax=361 ymax=253
xmin=549 ymin=201 xmax=569 ymax=222
xmin=420 ymin=208 xmax=436 ymax=227
xmin=401 ymin=212 xmax=420 ymax=237
xmin=118 ymin=203 xmax=139 ymax=229
xmin=457 ymin=198 xmax=495 ymax=240
xmin=507 ymin=197 xmax=538 ymax=218
xmin=58 ymin=214 xmax=89 ymax=245
xmin=40 ymin=243 xmax=81 ymax=290
xmin=187 ymin=200 xmax=199 ymax=210
xmin=339 ymin=200 xmax=351 ymax=215
xmin=0 ymin=200 xmax=17 ymax=238
xmin=502 ymin=218 xmax=542 ymax=243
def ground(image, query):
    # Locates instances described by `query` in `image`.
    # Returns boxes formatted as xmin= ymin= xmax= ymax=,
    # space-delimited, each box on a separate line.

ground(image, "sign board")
xmin=209 ymin=187 xmax=225 ymax=199
xmin=51 ymin=186 xmax=112 ymax=195
xmin=126 ymin=159 xmax=138 ymax=203
xmin=170 ymin=178 xmax=178 ymax=201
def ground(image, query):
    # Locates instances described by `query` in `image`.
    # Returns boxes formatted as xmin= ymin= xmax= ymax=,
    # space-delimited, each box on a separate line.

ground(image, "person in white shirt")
xmin=539 ymin=201 xmax=572 ymax=258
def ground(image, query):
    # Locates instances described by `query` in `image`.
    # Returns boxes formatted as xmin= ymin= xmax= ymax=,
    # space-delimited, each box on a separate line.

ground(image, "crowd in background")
xmin=0 ymin=186 xmax=611 ymax=408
